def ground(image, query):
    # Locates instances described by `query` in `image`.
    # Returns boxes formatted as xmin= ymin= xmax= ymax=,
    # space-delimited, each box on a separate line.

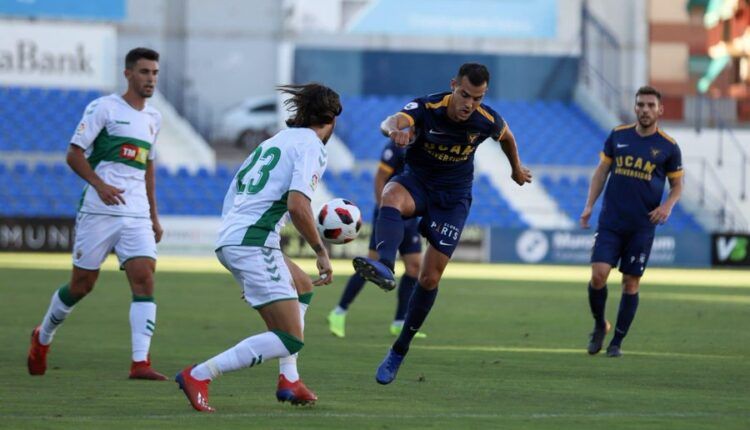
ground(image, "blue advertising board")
xmin=0 ymin=0 xmax=124 ymax=21
xmin=490 ymin=228 xmax=711 ymax=268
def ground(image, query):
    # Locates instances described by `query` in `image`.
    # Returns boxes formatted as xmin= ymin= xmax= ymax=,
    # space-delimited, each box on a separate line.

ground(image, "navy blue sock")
xmin=588 ymin=283 xmax=608 ymax=329
xmin=374 ymin=206 xmax=404 ymax=271
xmin=394 ymin=274 xmax=417 ymax=321
xmin=393 ymin=284 xmax=437 ymax=355
xmin=610 ymin=292 xmax=639 ymax=347
xmin=338 ymin=272 xmax=366 ymax=310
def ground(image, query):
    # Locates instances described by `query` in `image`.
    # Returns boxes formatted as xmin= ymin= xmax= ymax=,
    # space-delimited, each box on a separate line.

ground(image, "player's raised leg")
xmin=587 ymin=262 xmax=612 ymax=355
xmin=124 ymin=257 xmax=166 ymax=380
xmin=354 ymin=182 xmax=416 ymax=291
xmin=376 ymin=245 xmax=445 ymax=384
xmin=28 ymin=267 xmax=97 ymax=375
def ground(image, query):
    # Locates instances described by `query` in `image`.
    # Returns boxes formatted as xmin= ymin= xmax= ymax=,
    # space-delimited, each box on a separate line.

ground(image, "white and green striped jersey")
xmin=70 ymin=94 xmax=161 ymax=218
xmin=216 ymin=127 xmax=327 ymax=250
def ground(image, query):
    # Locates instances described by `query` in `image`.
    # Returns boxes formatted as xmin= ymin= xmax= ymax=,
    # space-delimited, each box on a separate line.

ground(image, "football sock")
xmin=279 ymin=294 xmax=312 ymax=382
xmin=395 ymin=274 xmax=417 ymax=321
xmin=375 ymin=206 xmax=404 ymax=271
xmin=338 ymin=272 xmax=366 ymax=310
xmin=393 ymin=284 xmax=437 ymax=355
xmin=192 ymin=331 xmax=301 ymax=381
xmin=130 ymin=296 xmax=156 ymax=362
xmin=610 ymin=292 xmax=639 ymax=347
xmin=588 ymin=283 xmax=608 ymax=329
xmin=38 ymin=284 xmax=79 ymax=345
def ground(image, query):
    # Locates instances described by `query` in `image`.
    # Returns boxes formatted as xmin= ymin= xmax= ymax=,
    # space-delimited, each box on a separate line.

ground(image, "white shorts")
xmin=216 ymin=246 xmax=296 ymax=309
xmin=72 ymin=213 xmax=157 ymax=270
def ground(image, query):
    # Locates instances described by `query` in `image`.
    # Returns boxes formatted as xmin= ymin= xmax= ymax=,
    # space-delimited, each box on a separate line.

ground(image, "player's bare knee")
xmin=404 ymin=262 xmax=420 ymax=278
xmin=622 ymin=277 xmax=640 ymax=294
xmin=590 ymin=272 xmax=608 ymax=289
xmin=418 ymin=272 xmax=440 ymax=290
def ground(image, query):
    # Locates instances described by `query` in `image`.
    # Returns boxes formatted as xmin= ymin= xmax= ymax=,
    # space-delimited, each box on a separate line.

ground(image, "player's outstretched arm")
xmin=145 ymin=160 xmax=163 ymax=242
xmin=580 ymin=160 xmax=610 ymax=229
xmin=380 ymin=114 xmax=413 ymax=147
xmin=497 ymin=127 xmax=532 ymax=186
xmin=649 ymin=175 xmax=683 ymax=225
xmin=287 ymin=190 xmax=332 ymax=286
xmin=66 ymin=144 xmax=125 ymax=205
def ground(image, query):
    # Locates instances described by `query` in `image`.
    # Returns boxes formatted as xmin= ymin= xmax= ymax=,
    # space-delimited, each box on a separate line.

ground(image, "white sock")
xmin=129 ymin=302 xmax=156 ymax=362
xmin=192 ymin=331 xmax=289 ymax=381
xmin=334 ymin=305 xmax=347 ymax=315
xmin=39 ymin=292 xmax=74 ymax=345
xmin=279 ymin=302 xmax=308 ymax=382
xmin=392 ymin=320 xmax=404 ymax=327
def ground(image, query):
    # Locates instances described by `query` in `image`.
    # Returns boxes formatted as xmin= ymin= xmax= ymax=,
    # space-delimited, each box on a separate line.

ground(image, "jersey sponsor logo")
xmin=438 ymin=240 xmax=455 ymax=247
xmin=650 ymin=148 xmax=661 ymax=157
xmin=403 ymin=102 xmax=418 ymax=110
xmin=75 ymin=122 xmax=86 ymax=135
xmin=428 ymin=128 xmax=447 ymax=135
xmin=120 ymin=144 xmax=149 ymax=165
xmin=616 ymin=143 xmax=629 ymax=148
xmin=121 ymin=144 xmax=139 ymax=160
xmin=383 ymin=148 xmax=393 ymax=161
xmin=115 ymin=120 xmax=130 ymax=125
xmin=310 ymin=173 xmax=319 ymax=191
xmin=467 ymin=132 xmax=480 ymax=144
xmin=422 ymin=141 xmax=476 ymax=163
xmin=613 ymin=155 xmax=656 ymax=181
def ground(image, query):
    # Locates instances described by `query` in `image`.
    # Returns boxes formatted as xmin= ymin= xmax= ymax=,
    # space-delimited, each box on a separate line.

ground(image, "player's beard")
xmin=139 ymin=87 xmax=155 ymax=98
xmin=638 ymin=115 xmax=654 ymax=129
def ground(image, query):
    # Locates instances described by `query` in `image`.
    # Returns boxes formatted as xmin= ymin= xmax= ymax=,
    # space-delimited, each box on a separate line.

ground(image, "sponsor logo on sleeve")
xmin=404 ymin=102 xmax=418 ymax=110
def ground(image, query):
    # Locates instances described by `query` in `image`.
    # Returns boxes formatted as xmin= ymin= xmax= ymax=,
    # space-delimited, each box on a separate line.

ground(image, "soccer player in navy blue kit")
xmin=353 ymin=63 xmax=533 ymax=384
xmin=328 ymin=140 xmax=424 ymax=338
xmin=580 ymin=86 xmax=683 ymax=358
xmin=328 ymin=140 xmax=426 ymax=337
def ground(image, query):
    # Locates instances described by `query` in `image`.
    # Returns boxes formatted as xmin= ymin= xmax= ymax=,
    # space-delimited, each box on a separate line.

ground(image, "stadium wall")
xmin=293 ymin=48 xmax=579 ymax=99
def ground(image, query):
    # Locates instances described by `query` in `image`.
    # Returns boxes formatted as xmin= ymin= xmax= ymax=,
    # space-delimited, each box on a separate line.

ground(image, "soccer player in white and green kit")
xmin=27 ymin=48 xmax=167 ymax=380
xmin=176 ymin=83 xmax=341 ymax=412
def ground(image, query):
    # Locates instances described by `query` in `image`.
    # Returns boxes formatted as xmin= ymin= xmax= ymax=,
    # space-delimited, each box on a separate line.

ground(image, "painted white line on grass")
xmin=356 ymin=343 xmax=744 ymax=360
xmin=3 ymin=411 xmax=747 ymax=421
xmin=2 ymin=254 xmax=750 ymax=288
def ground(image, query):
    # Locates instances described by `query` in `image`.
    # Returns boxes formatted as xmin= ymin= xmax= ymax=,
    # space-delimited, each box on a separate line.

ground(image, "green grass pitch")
xmin=1 ymin=257 xmax=749 ymax=429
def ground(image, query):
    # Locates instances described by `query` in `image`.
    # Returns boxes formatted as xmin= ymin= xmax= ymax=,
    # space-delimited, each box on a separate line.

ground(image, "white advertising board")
xmin=0 ymin=20 xmax=116 ymax=89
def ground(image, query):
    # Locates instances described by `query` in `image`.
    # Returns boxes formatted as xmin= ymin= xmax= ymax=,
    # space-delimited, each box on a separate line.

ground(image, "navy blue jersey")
xmin=598 ymin=124 xmax=683 ymax=230
xmin=398 ymin=92 xmax=507 ymax=192
xmin=378 ymin=140 xmax=407 ymax=180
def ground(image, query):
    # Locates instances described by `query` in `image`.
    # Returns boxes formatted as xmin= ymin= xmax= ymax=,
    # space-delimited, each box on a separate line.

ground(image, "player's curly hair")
xmin=278 ymin=83 xmax=342 ymax=128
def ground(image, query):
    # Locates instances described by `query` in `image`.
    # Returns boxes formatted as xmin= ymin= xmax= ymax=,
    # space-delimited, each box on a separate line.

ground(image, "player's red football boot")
xmin=175 ymin=366 xmax=215 ymax=412
xmin=276 ymin=375 xmax=318 ymax=405
xmin=27 ymin=326 xmax=50 ymax=376
xmin=129 ymin=356 xmax=168 ymax=381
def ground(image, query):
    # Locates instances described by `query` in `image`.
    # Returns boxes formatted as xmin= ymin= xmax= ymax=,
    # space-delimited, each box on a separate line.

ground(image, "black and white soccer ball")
xmin=316 ymin=198 xmax=362 ymax=244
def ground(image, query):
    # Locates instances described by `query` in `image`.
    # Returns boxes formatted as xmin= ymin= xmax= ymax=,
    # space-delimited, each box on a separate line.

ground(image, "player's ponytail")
xmin=277 ymin=83 xmax=342 ymax=128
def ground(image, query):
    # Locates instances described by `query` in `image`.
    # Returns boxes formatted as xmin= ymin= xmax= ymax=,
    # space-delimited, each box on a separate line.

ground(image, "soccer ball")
xmin=316 ymin=198 xmax=362 ymax=244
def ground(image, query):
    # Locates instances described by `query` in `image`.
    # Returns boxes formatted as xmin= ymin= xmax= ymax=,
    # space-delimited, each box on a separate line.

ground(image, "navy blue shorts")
xmin=591 ymin=226 xmax=655 ymax=276
xmin=368 ymin=206 xmax=422 ymax=255
xmin=391 ymin=172 xmax=471 ymax=258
